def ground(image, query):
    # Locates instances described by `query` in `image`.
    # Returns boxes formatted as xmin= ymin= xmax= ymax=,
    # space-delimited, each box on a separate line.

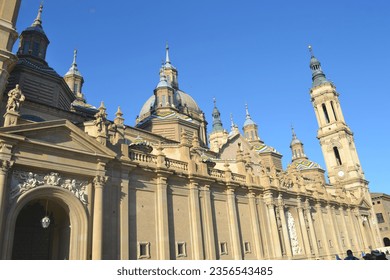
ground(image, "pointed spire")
xmin=72 ymin=49 xmax=77 ymax=65
xmin=165 ymin=42 xmax=170 ymax=64
xmin=291 ymin=125 xmax=297 ymax=141
xmin=308 ymin=45 xmax=329 ymax=87
xmin=230 ymin=113 xmax=235 ymax=128
xmin=211 ymin=98 xmax=224 ymax=133
xmin=243 ymin=104 xmax=256 ymax=127
xmin=290 ymin=126 xmax=306 ymax=160
xmin=32 ymin=3 xmax=44 ymax=27
xmin=229 ymin=113 xmax=239 ymax=136
xmin=114 ymin=106 xmax=124 ymax=126
xmin=65 ymin=49 xmax=82 ymax=77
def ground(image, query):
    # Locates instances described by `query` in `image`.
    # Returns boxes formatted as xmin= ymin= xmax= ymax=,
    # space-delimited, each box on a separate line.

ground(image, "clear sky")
xmin=13 ymin=0 xmax=390 ymax=194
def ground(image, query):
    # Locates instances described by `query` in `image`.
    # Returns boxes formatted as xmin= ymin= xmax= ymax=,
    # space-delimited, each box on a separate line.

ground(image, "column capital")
xmin=0 ymin=159 xmax=13 ymax=174
xmin=93 ymin=175 xmax=107 ymax=187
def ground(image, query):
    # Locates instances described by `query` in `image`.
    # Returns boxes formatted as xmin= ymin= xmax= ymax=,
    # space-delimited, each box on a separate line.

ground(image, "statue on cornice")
xmin=6 ymin=84 xmax=25 ymax=112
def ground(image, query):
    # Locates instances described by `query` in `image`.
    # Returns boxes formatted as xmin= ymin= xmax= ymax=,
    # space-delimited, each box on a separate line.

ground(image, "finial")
xmin=230 ymin=113 xmax=234 ymax=126
xmin=213 ymin=97 xmax=216 ymax=107
xmin=116 ymin=106 xmax=123 ymax=117
xmin=245 ymin=103 xmax=250 ymax=118
xmin=99 ymin=101 xmax=106 ymax=110
xmin=165 ymin=42 xmax=170 ymax=63
xmin=32 ymin=2 xmax=44 ymax=26
xmin=308 ymin=45 xmax=314 ymax=57
xmin=291 ymin=124 xmax=297 ymax=139
xmin=73 ymin=49 xmax=78 ymax=65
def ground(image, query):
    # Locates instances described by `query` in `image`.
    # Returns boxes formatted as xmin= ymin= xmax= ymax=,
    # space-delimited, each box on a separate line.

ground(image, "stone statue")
xmin=94 ymin=102 xmax=107 ymax=134
xmin=6 ymin=84 xmax=25 ymax=112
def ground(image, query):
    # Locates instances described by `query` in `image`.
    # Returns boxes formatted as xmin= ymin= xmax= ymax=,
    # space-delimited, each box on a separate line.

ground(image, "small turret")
xmin=17 ymin=3 xmax=50 ymax=63
xmin=64 ymin=49 xmax=85 ymax=101
xmin=290 ymin=126 xmax=307 ymax=161
xmin=242 ymin=104 xmax=261 ymax=143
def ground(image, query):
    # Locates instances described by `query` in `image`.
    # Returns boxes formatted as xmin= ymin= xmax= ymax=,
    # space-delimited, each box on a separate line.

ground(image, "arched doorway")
xmin=12 ymin=199 xmax=70 ymax=260
xmin=384 ymin=237 xmax=390 ymax=247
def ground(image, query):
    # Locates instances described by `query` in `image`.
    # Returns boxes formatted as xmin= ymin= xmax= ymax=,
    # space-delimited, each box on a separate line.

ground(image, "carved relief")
xmin=9 ymin=170 xmax=88 ymax=204
xmin=287 ymin=210 xmax=302 ymax=255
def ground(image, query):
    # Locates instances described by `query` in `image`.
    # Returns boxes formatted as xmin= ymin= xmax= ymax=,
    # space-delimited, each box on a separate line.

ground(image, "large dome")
xmin=138 ymin=90 xmax=201 ymax=119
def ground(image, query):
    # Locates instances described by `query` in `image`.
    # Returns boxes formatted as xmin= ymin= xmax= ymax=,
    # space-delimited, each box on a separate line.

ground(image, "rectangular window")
xmin=244 ymin=242 xmax=251 ymax=254
xmin=376 ymin=213 xmax=385 ymax=223
xmin=317 ymin=240 xmax=322 ymax=249
xmin=74 ymin=83 xmax=78 ymax=94
xmin=137 ymin=242 xmax=150 ymax=259
xmin=176 ymin=242 xmax=187 ymax=258
xmin=329 ymin=240 xmax=333 ymax=248
xmin=220 ymin=242 xmax=228 ymax=255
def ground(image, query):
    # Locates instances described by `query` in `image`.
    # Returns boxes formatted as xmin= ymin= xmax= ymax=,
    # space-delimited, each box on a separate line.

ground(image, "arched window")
xmin=333 ymin=147 xmax=342 ymax=165
xmin=322 ymin=103 xmax=330 ymax=123
xmin=331 ymin=101 xmax=338 ymax=121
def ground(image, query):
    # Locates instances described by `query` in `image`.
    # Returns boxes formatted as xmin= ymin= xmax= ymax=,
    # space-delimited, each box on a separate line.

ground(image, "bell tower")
xmin=308 ymin=46 xmax=367 ymax=196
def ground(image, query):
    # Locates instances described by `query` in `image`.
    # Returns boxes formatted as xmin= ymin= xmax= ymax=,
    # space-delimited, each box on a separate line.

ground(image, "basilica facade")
xmin=0 ymin=1 xmax=382 ymax=260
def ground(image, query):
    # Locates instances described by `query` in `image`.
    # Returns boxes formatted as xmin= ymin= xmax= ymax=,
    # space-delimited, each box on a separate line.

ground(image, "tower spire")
xmin=290 ymin=126 xmax=307 ymax=160
xmin=165 ymin=42 xmax=170 ymax=64
xmin=65 ymin=49 xmax=82 ymax=77
xmin=308 ymin=45 xmax=329 ymax=87
xmin=32 ymin=2 xmax=43 ymax=27
xmin=243 ymin=104 xmax=256 ymax=127
xmin=211 ymin=98 xmax=224 ymax=133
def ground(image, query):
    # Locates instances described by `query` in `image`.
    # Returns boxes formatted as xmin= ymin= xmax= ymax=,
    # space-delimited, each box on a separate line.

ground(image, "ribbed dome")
xmin=138 ymin=90 xmax=201 ymax=118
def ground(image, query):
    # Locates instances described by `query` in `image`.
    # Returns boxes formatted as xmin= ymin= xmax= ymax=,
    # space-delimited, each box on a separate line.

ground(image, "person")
xmin=344 ymin=249 xmax=359 ymax=260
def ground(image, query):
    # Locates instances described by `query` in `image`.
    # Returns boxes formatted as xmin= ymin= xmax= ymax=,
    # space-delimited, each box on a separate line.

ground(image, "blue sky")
xmin=14 ymin=0 xmax=390 ymax=194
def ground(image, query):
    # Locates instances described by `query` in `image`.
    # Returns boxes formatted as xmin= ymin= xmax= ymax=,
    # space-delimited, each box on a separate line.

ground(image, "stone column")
xmin=0 ymin=159 xmax=12 ymax=254
xmin=92 ymin=174 xmax=107 ymax=260
xmin=189 ymin=180 xmax=204 ymax=259
xmin=354 ymin=209 xmax=369 ymax=251
xmin=156 ymin=174 xmax=170 ymax=259
xmin=264 ymin=192 xmax=282 ymax=258
xmin=277 ymin=195 xmax=292 ymax=259
xmin=202 ymin=184 xmax=216 ymax=260
xmin=226 ymin=186 xmax=242 ymax=260
xmin=315 ymin=202 xmax=331 ymax=258
xmin=339 ymin=206 xmax=352 ymax=249
xmin=347 ymin=207 xmax=364 ymax=250
xmin=369 ymin=213 xmax=382 ymax=248
xmin=326 ymin=204 xmax=342 ymax=254
xmin=297 ymin=198 xmax=312 ymax=257
xmin=119 ymin=167 xmax=131 ymax=259
xmin=248 ymin=190 xmax=264 ymax=259
xmin=304 ymin=200 xmax=319 ymax=258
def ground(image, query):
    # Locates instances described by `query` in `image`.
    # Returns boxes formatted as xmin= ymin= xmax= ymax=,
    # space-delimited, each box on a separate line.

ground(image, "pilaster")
xmin=92 ymin=173 xmax=107 ymax=259
xmin=297 ymin=197 xmax=312 ymax=258
xmin=277 ymin=195 xmax=292 ymax=259
xmin=248 ymin=190 xmax=264 ymax=259
xmin=226 ymin=185 xmax=242 ymax=260
xmin=264 ymin=192 xmax=282 ymax=258
xmin=201 ymin=184 xmax=216 ymax=260
xmin=189 ymin=180 xmax=204 ymax=259
xmin=156 ymin=173 xmax=170 ymax=259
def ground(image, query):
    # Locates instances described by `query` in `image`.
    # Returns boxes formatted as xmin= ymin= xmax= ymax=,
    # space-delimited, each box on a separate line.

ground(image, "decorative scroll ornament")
xmin=10 ymin=171 xmax=88 ymax=204
xmin=287 ymin=211 xmax=302 ymax=255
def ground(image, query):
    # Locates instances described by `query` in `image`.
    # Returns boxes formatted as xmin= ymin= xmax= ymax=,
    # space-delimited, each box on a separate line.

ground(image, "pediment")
xmin=358 ymin=197 xmax=372 ymax=210
xmin=0 ymin=120 xmax=116 ymax=158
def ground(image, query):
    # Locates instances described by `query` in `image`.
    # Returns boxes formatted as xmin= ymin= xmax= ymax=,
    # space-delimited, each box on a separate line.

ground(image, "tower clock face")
xmin=337 ymin=170 xmax=345 ymax=178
